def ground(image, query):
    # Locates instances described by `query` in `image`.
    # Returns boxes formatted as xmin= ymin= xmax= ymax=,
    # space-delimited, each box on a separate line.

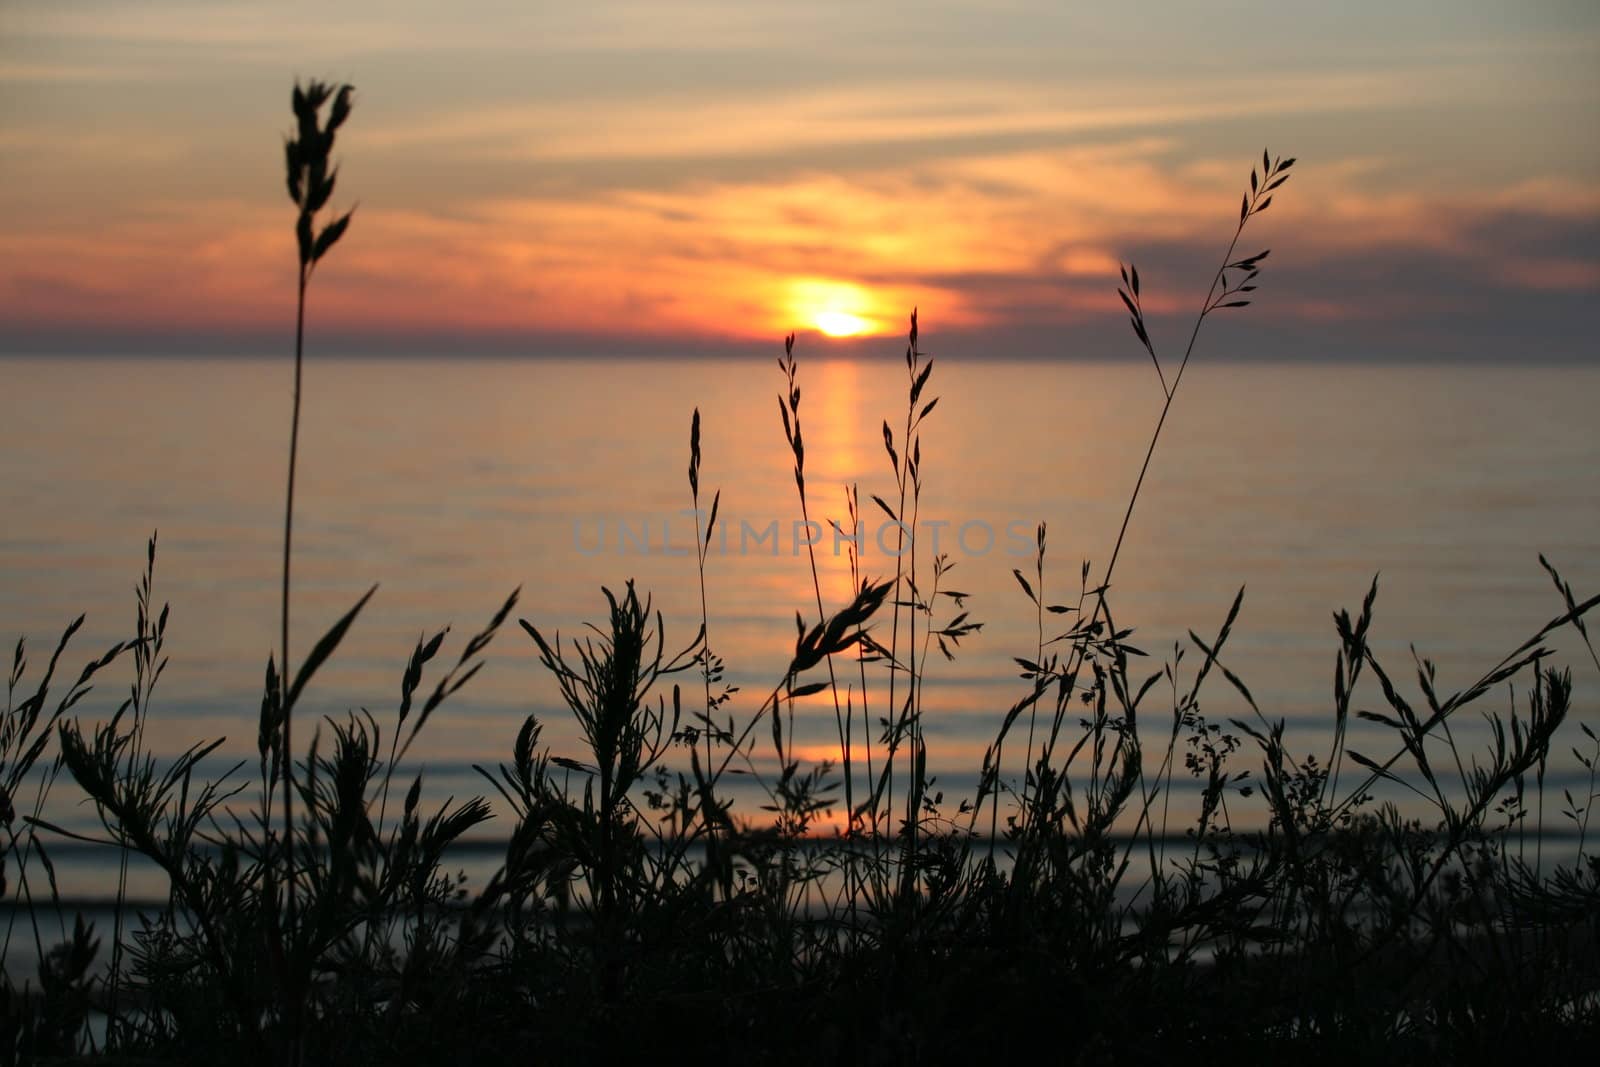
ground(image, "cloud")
xmin=357 ymin=69 xmax=1464 ymax=169
xmin=1 ymin=1 xmax=1594 ymax=358
xmin=2 ymin=132 xmax=1593 ymax=362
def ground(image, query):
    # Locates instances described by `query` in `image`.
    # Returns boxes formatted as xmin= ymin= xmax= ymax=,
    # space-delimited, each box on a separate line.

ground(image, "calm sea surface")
xmin=2 ymin=355 xmax=1597 ymax=900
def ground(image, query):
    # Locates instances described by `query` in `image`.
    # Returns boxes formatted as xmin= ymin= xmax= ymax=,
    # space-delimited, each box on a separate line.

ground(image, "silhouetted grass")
xmin=2 ymin=87 xmax=1598 ymax=1066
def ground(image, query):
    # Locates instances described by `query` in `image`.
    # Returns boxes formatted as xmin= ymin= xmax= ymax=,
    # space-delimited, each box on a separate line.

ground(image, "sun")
xmin=814 ymin=310 xmax=868 ymax=337
xmin=785 ymin=278 xmax=879 ymax=338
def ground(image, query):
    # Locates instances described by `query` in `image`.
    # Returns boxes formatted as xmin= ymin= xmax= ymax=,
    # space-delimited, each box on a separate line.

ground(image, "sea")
xmin=2 ymin=354 xmax=1598 ymax=916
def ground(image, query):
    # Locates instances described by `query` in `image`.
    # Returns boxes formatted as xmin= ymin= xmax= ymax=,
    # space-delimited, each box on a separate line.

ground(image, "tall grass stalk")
xmin=1005 ymin=152 xmax=1294 ymax=843
xmin=271 ymin=81 xmax=359 ymax=1063
xmin=685 ymin=406 xmax=733 ymax=883
xmin=1099 ymin=152 xmax=1292 ymax=619
xmin=775 ymin=338 xmax=852 ymax=825
xmin=279 ymin=80 xmax=356 ymax=940
xmin=860 ymin=313 xmax=938 ymax=899
xmin=103 ymin=534 xmax=165 ymax=1045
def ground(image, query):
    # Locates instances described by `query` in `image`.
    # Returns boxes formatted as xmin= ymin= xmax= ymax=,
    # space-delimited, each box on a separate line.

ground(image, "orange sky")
xmin=1 ymin=1 xmax=1597 ymax=358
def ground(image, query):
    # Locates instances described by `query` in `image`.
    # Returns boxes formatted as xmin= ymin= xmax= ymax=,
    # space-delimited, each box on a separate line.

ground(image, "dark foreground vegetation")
xmin=3 ymin=82 xmax=1598 ymax=1065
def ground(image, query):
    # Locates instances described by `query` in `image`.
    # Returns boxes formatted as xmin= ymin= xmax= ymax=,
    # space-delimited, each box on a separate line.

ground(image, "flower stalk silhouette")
xmin=279 ymin=79 xmax=356 ymax=954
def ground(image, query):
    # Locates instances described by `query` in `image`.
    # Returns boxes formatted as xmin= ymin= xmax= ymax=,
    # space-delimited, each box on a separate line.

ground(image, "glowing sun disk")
xmin=815 ymin=310 xmax=867 ymax=337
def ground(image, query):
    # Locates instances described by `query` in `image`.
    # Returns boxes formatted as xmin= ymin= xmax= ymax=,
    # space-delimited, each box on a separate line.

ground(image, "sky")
xmin=1 ymin=0 xmax=1597 ymax=360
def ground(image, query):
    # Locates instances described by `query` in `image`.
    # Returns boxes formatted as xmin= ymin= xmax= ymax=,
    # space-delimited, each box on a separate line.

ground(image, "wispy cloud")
xmin=360 ymin=70 xmax=1450 ymax=165
xmin=5 ymin=137 xmax=1593 ymax=357
xmin=0 ymin=0 xmax=1595 ymax=357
